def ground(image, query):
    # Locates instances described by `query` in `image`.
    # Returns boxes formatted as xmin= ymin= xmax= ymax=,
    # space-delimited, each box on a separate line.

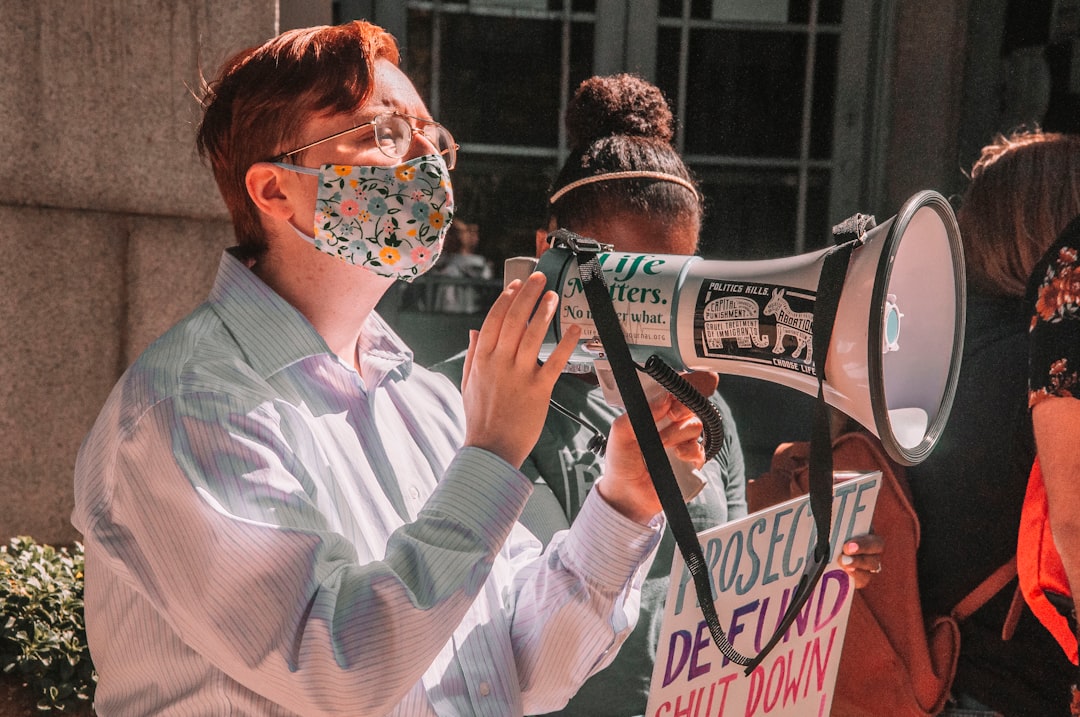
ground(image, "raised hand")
xmin=461 ymin=273 xmax=581 ymax=468
xmin=596 ymin=389 xmax=706 ymax=524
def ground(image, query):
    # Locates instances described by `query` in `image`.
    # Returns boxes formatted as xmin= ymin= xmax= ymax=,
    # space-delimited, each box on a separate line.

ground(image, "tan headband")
xmin=548 ymin=170 xmax=700 ymax=205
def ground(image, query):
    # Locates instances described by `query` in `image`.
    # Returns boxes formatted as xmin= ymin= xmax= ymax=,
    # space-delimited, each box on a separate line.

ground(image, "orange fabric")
xmin=1017 ymin=457 xmax=1079 ymax=664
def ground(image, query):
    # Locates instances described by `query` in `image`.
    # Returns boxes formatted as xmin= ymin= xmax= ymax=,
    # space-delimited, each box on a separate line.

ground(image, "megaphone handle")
xmin=592 ymin=358 xmax=709 ymax=502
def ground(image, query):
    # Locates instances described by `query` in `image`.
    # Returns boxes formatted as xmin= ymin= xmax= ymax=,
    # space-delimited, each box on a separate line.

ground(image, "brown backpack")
xmin=747 ymin=431 xmax=1016 ymax=716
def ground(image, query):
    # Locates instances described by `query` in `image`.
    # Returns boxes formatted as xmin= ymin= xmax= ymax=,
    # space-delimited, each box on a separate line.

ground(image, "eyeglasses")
xmin=276 ymin=112 xmax=458 ymax=170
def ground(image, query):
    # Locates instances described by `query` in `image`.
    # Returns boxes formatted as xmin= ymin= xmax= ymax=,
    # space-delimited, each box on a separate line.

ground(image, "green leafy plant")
xmin=0 ymin=537 xmax=95 ymax=713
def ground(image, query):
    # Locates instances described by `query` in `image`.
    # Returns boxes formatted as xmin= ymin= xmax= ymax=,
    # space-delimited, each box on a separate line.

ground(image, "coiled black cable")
xmin=543 ymin=356 xmax=725 ymax=460
xmin=641 ymin=355 xmax=725 ymax=462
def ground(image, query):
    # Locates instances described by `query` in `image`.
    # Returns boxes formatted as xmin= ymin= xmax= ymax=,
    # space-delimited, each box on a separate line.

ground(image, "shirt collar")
xmin=208 ymin=250 xmax=414 ymax=385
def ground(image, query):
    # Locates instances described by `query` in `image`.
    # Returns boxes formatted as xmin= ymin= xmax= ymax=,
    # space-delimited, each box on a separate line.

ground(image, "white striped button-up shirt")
xmin=72 ymin=251 xmax=661 ymax=716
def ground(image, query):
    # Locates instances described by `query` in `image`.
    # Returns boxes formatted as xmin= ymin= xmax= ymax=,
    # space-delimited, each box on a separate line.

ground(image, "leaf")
xmin=0 ymin=538 xmax=96 ymax=710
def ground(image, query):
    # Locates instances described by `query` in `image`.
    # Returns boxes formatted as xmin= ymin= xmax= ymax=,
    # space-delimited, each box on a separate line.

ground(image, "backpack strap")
xmin=950 ymin=557 xmax=1018 ymax=623
xmin=1002 ymin=582 xmax=1025 ymax=641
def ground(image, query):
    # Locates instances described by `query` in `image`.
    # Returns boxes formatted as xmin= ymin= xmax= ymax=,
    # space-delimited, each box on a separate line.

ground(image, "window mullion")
xmin=558 ymin=3 xmax=572 ymax=164
xmin=795 ymin=0 xmax=821 ymax=254
xmin=675 ymin=0 xmax=691 ymax=156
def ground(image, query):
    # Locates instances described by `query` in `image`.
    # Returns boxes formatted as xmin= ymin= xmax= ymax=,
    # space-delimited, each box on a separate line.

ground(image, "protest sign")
xmin=646 ymin=472 xmax=880 ymax=717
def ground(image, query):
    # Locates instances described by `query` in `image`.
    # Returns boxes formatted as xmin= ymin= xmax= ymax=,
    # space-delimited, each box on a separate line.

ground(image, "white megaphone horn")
xmin=510 ymin=190 xmax=965 ymax=466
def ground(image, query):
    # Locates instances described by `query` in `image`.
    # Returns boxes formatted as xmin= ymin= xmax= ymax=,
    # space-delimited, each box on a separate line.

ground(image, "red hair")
xmin=196 ymin=21 xmax=399 ymax=260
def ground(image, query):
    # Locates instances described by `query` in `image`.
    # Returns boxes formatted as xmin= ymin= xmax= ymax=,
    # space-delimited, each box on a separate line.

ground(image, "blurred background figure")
xmin=427 ymin=217 xmax=495 ymax=313
xmin=907 ymin=129 xmax=1080 ymax=716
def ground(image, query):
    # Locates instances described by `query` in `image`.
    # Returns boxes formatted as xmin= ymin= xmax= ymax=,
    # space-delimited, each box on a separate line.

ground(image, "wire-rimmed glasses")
xmin=276 ymin=111 xmax=458 ymax=169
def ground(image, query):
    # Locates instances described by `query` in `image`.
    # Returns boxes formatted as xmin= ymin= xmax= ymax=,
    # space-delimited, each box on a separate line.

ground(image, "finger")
xmin=474 ymin=279 xmax=523 ymax=357
xmin=658 ymin=371 xmax=720 ymax=425
xmin=666 ymin=396 xmax=697 ymax=424
xmin=658 ymin=415 xmax=704 ymax=451
xmin=517 ymin=287 xmax=562 ymax=366
xmin=838 ymin=552 xmax=881 ymax=587
xmin=837 ymin=551 xmax=883 ymax=590
xmin=665 ymin=386 xmax=708 ymax=425
xmin=649 ymin=390 xmax=675 ymax=419
xmin=842 ymin=535 xmax=885 ymax=557
xmin=461 ymin=330 xmax=478 ymax=393
xmin=839 ymin=554 xmax=882 ymax=571
xmin=539 ymin=323 xmax=582 ymax=379
xmin=671 ymin=439 xmax=706 ymax=467
xmin=495 ymin=273 xmax=549 ymax=355
xmin=684 ymin=370 xmax=720 ymax=397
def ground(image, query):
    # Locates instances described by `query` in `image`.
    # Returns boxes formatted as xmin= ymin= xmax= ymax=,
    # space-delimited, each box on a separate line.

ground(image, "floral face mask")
xmin=276 ymin=153 xmax=454 ymax=281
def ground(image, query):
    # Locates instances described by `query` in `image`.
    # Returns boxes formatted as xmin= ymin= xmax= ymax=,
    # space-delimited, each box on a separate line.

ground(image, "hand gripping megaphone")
xmin=513 ymin=190 xmax=965 ymax=467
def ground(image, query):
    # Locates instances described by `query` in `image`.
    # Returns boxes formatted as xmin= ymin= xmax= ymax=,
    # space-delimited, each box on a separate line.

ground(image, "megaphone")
xmin=514 ymin=190 xmax=965 ymax=466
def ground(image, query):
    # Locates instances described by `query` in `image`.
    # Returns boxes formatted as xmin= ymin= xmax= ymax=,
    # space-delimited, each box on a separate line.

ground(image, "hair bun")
xmin=565 ymin=73 xmax=675 ymax=150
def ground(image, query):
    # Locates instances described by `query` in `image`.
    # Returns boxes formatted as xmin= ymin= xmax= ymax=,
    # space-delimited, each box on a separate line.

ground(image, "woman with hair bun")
xmin=543 ymin=73 xmax=701 ymax=257
xmin=533 ymin=73 xmax=741 ymax=717
xmin=437 ymin=72 xmax=883 ymax=716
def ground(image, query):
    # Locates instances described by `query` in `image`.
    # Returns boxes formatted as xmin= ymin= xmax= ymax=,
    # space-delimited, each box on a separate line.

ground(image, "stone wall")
xmin=0 ymin=1 xmax=292 ymax=545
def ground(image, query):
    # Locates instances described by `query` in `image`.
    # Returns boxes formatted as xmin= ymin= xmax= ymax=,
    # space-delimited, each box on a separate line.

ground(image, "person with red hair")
xmin=72 ymin=21 xmax=700 ymax=716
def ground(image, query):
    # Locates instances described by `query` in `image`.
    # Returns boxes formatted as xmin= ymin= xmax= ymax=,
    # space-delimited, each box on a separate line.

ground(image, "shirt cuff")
xmin=422 ymin=446 xmax=533 ymax=549
xmin=560 ymin=488 xmax=663 ymax=591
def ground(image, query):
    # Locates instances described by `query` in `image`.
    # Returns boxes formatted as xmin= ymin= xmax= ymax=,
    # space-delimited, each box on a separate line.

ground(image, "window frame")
xmin=343 ymin=0 xmax=894 ymax=260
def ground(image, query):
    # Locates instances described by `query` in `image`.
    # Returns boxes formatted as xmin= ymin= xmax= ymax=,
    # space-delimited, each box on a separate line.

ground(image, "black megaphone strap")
xmin=552 ymin=228 xmax=854 ymax=674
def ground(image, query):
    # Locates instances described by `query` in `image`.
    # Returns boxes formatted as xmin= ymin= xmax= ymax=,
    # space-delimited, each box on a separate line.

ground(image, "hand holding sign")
xmin=646 ymin=473 xmax=881 ymax=717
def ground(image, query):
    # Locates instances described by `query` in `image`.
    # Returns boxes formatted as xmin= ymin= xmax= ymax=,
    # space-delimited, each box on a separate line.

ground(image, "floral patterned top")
xmin=1029 ymin=219 xmax=1080 ymax=407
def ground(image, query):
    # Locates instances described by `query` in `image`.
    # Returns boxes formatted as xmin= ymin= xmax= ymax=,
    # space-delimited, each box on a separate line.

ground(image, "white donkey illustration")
xmin=763 ymin=288 xmax=813 ymax=362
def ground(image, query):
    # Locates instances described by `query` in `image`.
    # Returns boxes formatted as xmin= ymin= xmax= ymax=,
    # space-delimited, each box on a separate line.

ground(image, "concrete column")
xmin=884 ymin=0 xmax=973 ymax=211
xmin=0 ymin=1 xmax=277 ymax=544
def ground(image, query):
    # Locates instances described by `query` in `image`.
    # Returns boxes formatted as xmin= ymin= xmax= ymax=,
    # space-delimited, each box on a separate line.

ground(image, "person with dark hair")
xmin=906 ymin=129 xmax=1080 ymax=716
xmin=433 ymin=73 xmax=882 ymax=716
xmin=70 ymin=24 xmax=708 ymax=716
xmin=541 ymin=73 xmax=702 ymax=257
